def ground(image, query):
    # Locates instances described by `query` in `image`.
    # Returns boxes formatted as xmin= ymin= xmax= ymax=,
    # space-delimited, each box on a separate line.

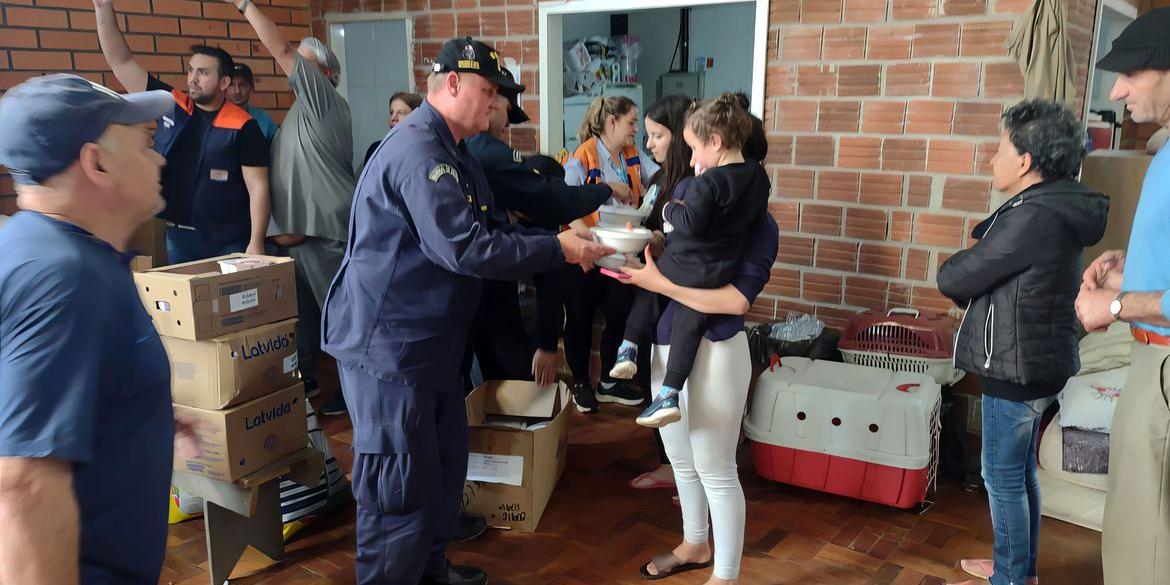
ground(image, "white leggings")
xmin=653 ymin=332 xmax=751 ymax=580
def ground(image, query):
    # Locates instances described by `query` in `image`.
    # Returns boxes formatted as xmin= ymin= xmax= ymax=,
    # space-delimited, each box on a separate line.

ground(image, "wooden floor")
xmin=160 ymin=365 xmax=1104 ymax=585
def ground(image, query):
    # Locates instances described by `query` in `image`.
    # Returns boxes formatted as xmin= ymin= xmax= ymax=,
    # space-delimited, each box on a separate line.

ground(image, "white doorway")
xmin=538 ymin=0 xmax=771 ymax=154
xmin=327 ymin=16 xmax=414 ymax=171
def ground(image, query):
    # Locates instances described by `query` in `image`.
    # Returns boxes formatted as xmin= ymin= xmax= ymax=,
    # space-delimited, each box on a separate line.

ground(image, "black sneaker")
xmin=570 ymin=382 xmax=599 ymax=414
xmin=320 ymin=391 xmax=348 ymax=416
xmin=420 ymin=563 xmax=487 ymax=585
xmin=596 ymin=381 xmax=645 ymax=406
xmin=452 ymin=513 xmax=487 ymax=542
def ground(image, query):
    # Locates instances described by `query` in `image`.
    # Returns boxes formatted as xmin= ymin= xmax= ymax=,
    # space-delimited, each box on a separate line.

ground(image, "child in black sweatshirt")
xmin=612 ymin=93 xmax=771 ymax=427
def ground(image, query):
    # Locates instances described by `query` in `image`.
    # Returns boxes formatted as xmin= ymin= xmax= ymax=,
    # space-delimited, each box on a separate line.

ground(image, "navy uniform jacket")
xmin=466 ymin=133 xmax=612 ymax=226
xmin=321 ymin=101 xmax=563 ymax=387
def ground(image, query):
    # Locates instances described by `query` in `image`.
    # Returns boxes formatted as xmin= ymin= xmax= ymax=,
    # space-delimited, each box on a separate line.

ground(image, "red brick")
xmin=886 ymin=63 xmax=931 ymax=97
xmin=769 ymin=201 xmax=801 ymax=231
xmin=766 ymin=64 xmax=797 ymax=97
xmin=839 ymin=137 xmax=882 ymax=169
xmin=891 ymin=210 xmax=915 ymax=242
xmin=156 ymin=36 xmax=197 ymax=54
xmin=803 ymin=272 xmax=843 ymax=304
xmin=10 ymin=50 xmax=72 ymax=70
xmin=480 ymin=10 xmax=507 ymax=37
xmin=838 ymin=65 xmax=881 ymax=97
xmin=0 ymin=71 xmax=38 ymax=90
xmin=766 ymin=136 xmax=794 ymax=165
xmin=802 ymin=204 xmax=843 ymax=236
xmin=845 ymin=207 xmax=889 ymax=241
xmin=819 ymin=101 xmax=861 ymax=133
xmin=867 ymin=25 xmax=913 ymax=60
xmin=797 ymin=65 xmax=837 ymax=97
xmin=128 ymin=14 xmax=180 ymax=34
xmin=778 ymin=100 xmax=818 ymax=132
xmin=764 ymin=268 xmax=802 ymax=298
xmin=906 ymin=100 xmax=954 ymax=135
xmin=38 ymin=30 xmax=101 ymax=50
xmin=0 ymin=28 xmax=39 ymax=48
xmin=154 ymin=0 xmax=202 ymax=16
xmin=68 ymin=9 xmax=101 ymax=30
xmin=817 ymin=171 xmax=860 ymax=202
xmin=824 ymin=27 xmax=867 ymax=60
xmin=771 ymin=0 xmax=801 ymax=23
xmin=456 ymin=11 xmax=481 ymax=36
xmin=994 ymin=0 xmax=1032 ymax=13
xmin=845 ymin=276 xmax=889 ymax=311
xmin=953 ymin=102 xmax=1003 ymax=137
xmin=861 ymin=101 xmax=905 ymax=134
xmin=6 ymin=6 xmax=70 ymax=28
xmin=891 ymin=0 xmax=939 ymax=19
xmin=506 ymin=10 xmax=533 ymax=36
xmin=776 ymin=170 xmax=816 ymax=199
xmin=860 ymin=172 xmax=903 ymax=206
xmin=912 ymin=287 xmax=954 ymax=313
xmin=906 ymin=175 xmax=933 ymax=207
xmin=942 ymin=177 xmax=991 ymax=212
xmin=183 ymin=18 xmax=229 ymax=36
xmin=816 ymin=306 xmax=859 ymax=329
xmin=802 ymin=0 xmax=843 ymax=24
xmin=816 ymin=239 xmax=860 ymax=272
xmin=202 ymin=2 xmax=247 ymax=20
xmin=0 ymin=52 xmax=7 ymax=69
xmin=906 ymin=248 xmax=931 ymax=281
xmin=795 ymin=135 xmax=836 ymax=167
xmin=932 ymin=62 xmax=981 ymax=98
xmin=779 ymin=235 xmax=815 ymax=266
xmin=780 ymin=27 xmax=823 ymax=61
xmin=859 ymin=244 xmax=903 ymax=278
xmin=916 ymin=213 xmax=966 ymax=247
xmin=882 ymin=138 xmax=927 ymax=172
xmin=927 ymin=140 xmax=976 ymax=174
xmin=748 ymin=297 xmax=780 ymax=324
xmin=278 ymin=25 xmax=311 ymax=39
xmin=913 ymin=23 xmax=959 ymax=58
xmin=942 ymin=0 xmax=987 ymax=16
xmin=975 ymin=140 xmax=998 ymax=176
xmin=984 ymin=62 xmax=1025 ymax=98
xmin=844 ymin=0 xmax=888 ymax=23
xmin=960 ymin=20 xmax=1010 ymax=57
xmin=229 ymin=21 xmax=261 ymax=39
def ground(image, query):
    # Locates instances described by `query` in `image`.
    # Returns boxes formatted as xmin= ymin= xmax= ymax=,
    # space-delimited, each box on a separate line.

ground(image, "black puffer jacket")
xmin=937 ymin=179 xmax=1108 ymax=397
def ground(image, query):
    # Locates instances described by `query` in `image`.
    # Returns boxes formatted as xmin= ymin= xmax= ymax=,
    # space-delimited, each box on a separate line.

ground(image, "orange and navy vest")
xmin=153 ymin=89 xmax=255 ymax=246
xmin=571 ymin=136 xmax=645 ymax=227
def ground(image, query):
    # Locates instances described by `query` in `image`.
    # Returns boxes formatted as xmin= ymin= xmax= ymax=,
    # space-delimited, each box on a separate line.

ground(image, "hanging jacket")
xmin=570 ymin=136 xmax=644 ymax=227
xmin=937 ymin=179 xmax=1108 ymax=398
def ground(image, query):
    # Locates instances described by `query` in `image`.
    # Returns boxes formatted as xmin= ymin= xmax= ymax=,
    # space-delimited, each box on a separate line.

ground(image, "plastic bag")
xmin=769 ymin=312 xmax=824 ymax=342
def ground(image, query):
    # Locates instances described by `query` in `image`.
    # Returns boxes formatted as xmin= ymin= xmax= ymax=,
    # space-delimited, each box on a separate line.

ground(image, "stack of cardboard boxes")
xmin=134 ymin=254 xmax=308 ymax=483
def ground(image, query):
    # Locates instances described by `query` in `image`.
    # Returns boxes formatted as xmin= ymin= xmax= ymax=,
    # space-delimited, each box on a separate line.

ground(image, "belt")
xmin=1132 ymin=326 xmax=1170 ymax=346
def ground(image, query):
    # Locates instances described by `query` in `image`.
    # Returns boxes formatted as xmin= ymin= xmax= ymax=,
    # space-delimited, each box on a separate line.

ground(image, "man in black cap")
xmin=1075 ymin=8 xmax=1170 ymax=585
xmin=227 ymin=63 xmax=279 ymax=142
xmin=0 ymin=74 xmax=197 ymax=585
xmin=321 ymin=37 xmax=612 ymax=585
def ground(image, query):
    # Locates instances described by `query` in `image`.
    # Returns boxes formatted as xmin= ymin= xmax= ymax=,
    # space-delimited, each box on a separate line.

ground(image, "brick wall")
xmin=0 ymin=0 xmax=310 ymax=212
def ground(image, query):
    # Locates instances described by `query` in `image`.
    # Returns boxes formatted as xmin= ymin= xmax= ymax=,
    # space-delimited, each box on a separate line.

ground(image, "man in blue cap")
xmin=322 ymin=37 xmax=613 ymax=585
xmin=0 ymin=74 xmax=198 ymax=585
xmin=1075 ymin=8 xmax=1170 ymax=585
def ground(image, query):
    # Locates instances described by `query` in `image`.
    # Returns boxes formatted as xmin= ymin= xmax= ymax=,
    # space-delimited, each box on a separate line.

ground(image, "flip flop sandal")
xmin=959 ymin=560 xmax=1037 ymax=585
xmin=628 ymin=471 xmax=675 ymax=490
xmin=639 ymin=552 xmax=712 ymax=580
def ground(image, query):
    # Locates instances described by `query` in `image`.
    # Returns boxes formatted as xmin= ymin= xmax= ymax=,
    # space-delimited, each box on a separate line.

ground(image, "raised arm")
xmin=228 ymin=0 xmax=297 ymax=77
xmin=93 ymin=0 xmax=148 ymax=93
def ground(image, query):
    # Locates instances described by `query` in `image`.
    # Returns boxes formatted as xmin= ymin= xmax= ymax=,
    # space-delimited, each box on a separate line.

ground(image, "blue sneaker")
xmin=609 ymin=345 xmax=638 ymax=380
xmin=636 ymin=390 xmax=681 ymax=428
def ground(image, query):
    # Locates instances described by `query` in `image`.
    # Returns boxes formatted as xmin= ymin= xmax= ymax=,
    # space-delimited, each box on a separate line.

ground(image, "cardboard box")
xmin=1081 ymin=150 xmax=1154 ymax=269
xmin=128 ymin=218 xmax=167 ymax=266
xmin=130 ymin=256 xmax=154 ymax=272
xmin=134 ymin=254 xmax=296 ymax=341
xmin=164 ymin=318 xmax=299 ymax=410
xmin=464 ymin=380 xmax=571 ymax=532
xmin=173 ymin=382 xmax=307 ymax=482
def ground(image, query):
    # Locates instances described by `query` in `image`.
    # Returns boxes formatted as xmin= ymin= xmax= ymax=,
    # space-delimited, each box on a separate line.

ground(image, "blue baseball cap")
xmin=0 ymin=74 xmax=173 ymax=185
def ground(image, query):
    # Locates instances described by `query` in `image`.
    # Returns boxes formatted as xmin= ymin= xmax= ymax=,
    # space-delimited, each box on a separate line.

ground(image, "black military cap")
xmin=1097 ymin=8 xmax=1170 ymax=74
xmin=433 ymin=36 xmax=523 ymax=93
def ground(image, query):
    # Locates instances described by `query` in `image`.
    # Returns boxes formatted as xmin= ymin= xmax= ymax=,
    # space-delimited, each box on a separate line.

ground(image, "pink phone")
xmin=600 ymin=267 xmax=631 ymax=280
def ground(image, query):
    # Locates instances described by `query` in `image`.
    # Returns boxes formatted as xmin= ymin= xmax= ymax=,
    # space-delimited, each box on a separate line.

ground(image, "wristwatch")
xmin=1110 ymin=292 xmax=1128 ymax=321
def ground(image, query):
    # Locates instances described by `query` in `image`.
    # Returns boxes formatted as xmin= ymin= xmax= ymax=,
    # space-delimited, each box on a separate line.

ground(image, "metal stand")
xmin=171 ymin=448 xmax=324 ymax=585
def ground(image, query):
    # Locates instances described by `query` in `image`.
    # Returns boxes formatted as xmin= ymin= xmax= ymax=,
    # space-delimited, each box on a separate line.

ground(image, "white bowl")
xmin=591 ymin=226 xmax=652 ymax=254
xmin=597 ymin=204 xmax=646 ymax=227
xmin=596 ymin=253 xmax=629 ymax=270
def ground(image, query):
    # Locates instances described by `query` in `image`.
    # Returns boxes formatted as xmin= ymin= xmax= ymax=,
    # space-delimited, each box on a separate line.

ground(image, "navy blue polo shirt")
xmin=0 ymin=212 xmax=173 ymax=585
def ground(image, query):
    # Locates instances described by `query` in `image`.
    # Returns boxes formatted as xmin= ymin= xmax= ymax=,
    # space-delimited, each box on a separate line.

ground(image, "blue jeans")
xmin=981 ymin=392 xmax=1055 ymax=585
xmin=165 ymin=225 xmax=245 ymax=265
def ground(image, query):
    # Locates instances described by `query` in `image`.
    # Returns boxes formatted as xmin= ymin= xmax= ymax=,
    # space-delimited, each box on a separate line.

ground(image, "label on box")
xmin=467 ymin=453 xmax=524 ymax=486
xmin=229 ymin=288 xmax=259 ymax=312
xmin=283 ymin=353 xmax=298 ymax=374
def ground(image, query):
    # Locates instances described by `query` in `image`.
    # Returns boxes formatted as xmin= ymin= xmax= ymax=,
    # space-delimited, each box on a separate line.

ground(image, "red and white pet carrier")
xmin=745 ymin=357 xmax=941 ymax=509
xmin=838 ymin=308 xmax=964 ymax=386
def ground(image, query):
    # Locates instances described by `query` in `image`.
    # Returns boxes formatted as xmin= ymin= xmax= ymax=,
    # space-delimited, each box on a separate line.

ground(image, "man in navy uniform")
xmin=321 ymin=37 xmax=612 ymax=585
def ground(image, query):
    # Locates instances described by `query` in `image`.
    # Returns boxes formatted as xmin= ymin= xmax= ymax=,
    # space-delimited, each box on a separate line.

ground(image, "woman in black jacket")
xmin=937 ymin=99 xmax=1107 ymax=585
